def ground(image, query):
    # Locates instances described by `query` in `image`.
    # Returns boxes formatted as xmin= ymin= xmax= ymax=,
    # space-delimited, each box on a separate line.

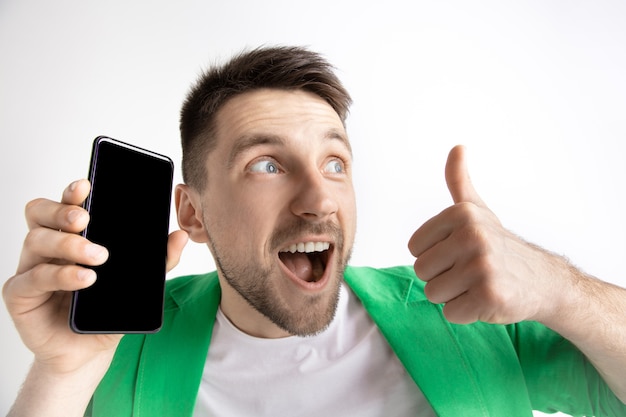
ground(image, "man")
xmin=4 ymin=46 xmax=626 ymax=416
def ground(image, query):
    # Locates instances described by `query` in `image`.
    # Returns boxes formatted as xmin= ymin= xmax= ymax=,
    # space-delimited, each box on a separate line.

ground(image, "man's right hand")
xmin=3 ymin=179 xmax=189 ymax=416
xmin=3 ymin=179 xmax=120 ymax=417
xmin=3 ymin=179 xmax=121 ymax=374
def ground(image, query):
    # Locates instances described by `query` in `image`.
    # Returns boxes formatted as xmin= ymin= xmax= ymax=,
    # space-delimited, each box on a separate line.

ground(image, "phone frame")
xmin=69 ymin=136 xmax=174 ymax=334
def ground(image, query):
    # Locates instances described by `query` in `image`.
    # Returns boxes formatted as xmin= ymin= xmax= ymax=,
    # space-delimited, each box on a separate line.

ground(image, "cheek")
xmin=204 ymin=191 xmax=276 ymax=251
xmin=203 ymin=182 xmax=252 ymax=226
xmin=340 ymin=191 xmax=358 ymax=240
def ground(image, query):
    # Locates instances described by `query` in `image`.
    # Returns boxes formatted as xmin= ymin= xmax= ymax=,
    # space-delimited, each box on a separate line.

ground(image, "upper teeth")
xmin=280 ymin=242 xmax=330 ymax=254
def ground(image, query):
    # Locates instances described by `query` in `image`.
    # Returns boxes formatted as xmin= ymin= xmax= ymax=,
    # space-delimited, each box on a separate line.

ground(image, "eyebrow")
xmin=327 ymin=128 xmax=353 ymax=155
xmin=227 ymin=134 xmax=285 ymax=169
xmin=227 ymin=129 xmax=352 ymax=169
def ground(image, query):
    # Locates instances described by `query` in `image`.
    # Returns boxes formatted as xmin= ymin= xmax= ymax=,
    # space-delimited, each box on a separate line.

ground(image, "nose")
xmin=290 ymin=169 xmax=339 ymax=222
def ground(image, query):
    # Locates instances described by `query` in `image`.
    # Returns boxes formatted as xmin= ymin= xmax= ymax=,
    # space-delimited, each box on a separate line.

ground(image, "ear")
xmin=175 ymin=184 xmax=209 ymax=243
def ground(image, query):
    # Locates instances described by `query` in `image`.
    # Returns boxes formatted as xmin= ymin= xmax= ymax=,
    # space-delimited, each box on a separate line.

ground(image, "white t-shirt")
xmin=193 ymin=283 xmax=436 ymax=417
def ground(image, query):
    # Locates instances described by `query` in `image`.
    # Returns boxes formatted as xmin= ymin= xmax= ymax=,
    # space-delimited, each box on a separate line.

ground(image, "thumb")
xmin=445 ymin=145 xmax=486 ymax=206
xmin=166 ymin=230 xmax=189 ymax=273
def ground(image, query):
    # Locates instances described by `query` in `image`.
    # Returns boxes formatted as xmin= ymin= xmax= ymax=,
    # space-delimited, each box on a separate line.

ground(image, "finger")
xmin=17 ymin=228 xmax=108 ymax=274
xmin=408 ymin=204 xmax=463 ymax=258
xmin=166 ymin=230 xmax=189 ymax=272
xmin=25 ymin=179 xmax=91 ymax=230
xmin=25 ymin=198 xmax=90 ymax=233
xmin=441 ymin=293 xmax=480 ymax=325
xmin=408 ymin=209 xmax=450 ymax=258
xmin=409 ymin=146 xmax=485 ymax=258
xmin=60 ymin=179 xmax=91 ymax=205
xmin=4 ymin=264 xmax=96 ymax=307
xmin=440 ymin=283 xmax=520 ymax=325
xmin=423 ymin=265 xmax=475 ymax=304
xmin=412 ymin=237 xmax=456 ymax=282
xmin=445 ymin=145 xmax=486 ymax=207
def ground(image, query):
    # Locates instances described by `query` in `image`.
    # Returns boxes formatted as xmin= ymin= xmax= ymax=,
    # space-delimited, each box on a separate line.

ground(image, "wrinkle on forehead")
xmin=213 ymin=89 xmax=351 ymax=161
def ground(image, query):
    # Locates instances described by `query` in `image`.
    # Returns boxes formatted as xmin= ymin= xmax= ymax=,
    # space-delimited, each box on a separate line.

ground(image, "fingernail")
xmin=69 ymin=180 xmax=79 ymax=192
xmin=67 ymin=209 xmax=83 ymax=224
xmin=86 ymin=243 xmax=108 ymax=261
xmin=77 ymin=268 xmax=96 ymax=283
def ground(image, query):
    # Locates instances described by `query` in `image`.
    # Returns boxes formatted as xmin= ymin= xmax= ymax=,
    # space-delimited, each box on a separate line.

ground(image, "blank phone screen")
xmin=70 ymin=137 xmax=173 ymax=333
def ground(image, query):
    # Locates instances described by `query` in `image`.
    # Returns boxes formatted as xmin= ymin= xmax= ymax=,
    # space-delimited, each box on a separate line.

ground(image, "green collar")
xmin=344 ymin=265 xmax=533 ymax=416
xmin=95 ymin=266 xmax=533 ymax=416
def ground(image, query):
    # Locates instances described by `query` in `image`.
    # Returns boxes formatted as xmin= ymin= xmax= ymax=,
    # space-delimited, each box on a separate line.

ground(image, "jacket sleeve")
xmin=84 ymin=333 xmax=147 ymax=417
xmin=507 ymin=321 xmax=626 ymax=416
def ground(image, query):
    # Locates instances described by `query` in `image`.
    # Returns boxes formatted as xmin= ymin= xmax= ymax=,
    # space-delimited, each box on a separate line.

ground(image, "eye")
xmin=249 ymin=159 xmax=281 ymax=174
xmin=323 ymin=158 xmax=345 ymax=174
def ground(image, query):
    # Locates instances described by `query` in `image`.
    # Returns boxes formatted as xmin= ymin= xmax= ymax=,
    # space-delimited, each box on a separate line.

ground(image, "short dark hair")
xmin=179 ymin=45 xmax=353 ymax=190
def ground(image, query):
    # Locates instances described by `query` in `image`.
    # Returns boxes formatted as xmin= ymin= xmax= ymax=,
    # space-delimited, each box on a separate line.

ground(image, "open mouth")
xmin=278 ymin=242 xmax=331 ymax=283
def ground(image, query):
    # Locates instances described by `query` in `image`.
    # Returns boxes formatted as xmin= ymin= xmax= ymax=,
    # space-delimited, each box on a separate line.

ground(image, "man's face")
xmin=196 ymin=88 xmax=356 ymax=337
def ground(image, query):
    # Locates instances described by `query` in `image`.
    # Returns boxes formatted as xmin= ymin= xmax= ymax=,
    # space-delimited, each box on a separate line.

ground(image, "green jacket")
xmin=88 ymin=266 xmax=625 ymax=416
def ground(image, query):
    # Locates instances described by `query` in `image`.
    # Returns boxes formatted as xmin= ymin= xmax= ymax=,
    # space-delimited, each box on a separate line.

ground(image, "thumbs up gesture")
xmin=408 ymin=145 xmax=559 ymax=325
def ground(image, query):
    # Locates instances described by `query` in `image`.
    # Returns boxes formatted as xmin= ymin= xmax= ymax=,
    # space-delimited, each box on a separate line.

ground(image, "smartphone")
xmin=70 ymin=136 xmax=174 ymax=334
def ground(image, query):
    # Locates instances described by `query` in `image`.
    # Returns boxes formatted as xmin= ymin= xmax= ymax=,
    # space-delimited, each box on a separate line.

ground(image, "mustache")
xmin=270 ymin=219 xmax=343 ymax=251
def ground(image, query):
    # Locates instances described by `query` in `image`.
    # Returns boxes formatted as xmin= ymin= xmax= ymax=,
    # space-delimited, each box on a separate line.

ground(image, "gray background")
xmin=1 ymin=1 xmax=625 ymax=415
